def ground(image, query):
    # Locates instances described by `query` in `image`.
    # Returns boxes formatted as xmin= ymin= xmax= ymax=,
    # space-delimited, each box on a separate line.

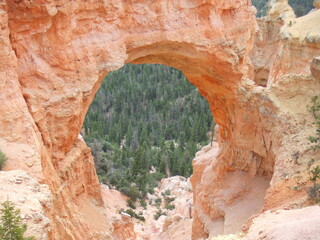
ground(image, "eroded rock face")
xmin=191 ymin=143 xmax=270 ymax=237
xmin=268 ymin=0 xmax=296 ymax=21
xmin=111 ymin=214 xmax=136 ymax=240
xmin=191 ymin=5 xmax=320 ymax=239
xmin=0 ymin=0 xmax=319 ymax=239
xmin=311 ymin=56 xmax=320 ymax=80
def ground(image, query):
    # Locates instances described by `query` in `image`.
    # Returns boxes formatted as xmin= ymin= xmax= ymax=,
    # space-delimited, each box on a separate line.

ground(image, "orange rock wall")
xmin=0 ymin=0 xmax=319 ymax=239
xmin=191 ymin=6 xmax=320 ymax=238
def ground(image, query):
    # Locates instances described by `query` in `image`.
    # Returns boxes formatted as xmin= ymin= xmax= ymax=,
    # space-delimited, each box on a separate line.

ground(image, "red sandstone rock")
xmin=111 ymin=214 xmax=136 ymax=240
xmin=191 ymin=5 xmax=320 ymax=238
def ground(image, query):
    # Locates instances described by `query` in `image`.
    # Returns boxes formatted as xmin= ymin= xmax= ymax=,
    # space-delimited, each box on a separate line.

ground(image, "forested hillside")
xmin=84 ymin=64 xmax=212 ymax=199
xmin=252 ymin=0 xmax=314 ymax=17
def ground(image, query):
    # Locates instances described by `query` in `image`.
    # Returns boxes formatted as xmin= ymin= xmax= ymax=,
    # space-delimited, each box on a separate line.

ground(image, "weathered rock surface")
xmin=134 ymin=176 xmax=193 ymax=240
xmin=157 ymin=218 xmax=193 ymax=240
xmin=0 ymin=170 xmax=51 ymax=240
xmin=111 ymin=213 xmax=136 ymax=240
xmin=244 ymin=206 xmax=320 ymax=240
xmin=191 ymin=2 xmax=320 ymax=238
xmin=0 ymin=0 xmax=319 ymax=239
xmin=206 ymin=208 xmax=320 ymax=240
xmin=159 ymin=176 xmax=193 ymax=219
xmin=101 ymin=185 xmax=137 ymax=240
xmin=268 ymin=0 xmax=296 ymax=21
xmin=100 ymin=175 xmax=193 ymax=240
xmin=192 ymin=143 xmax=270 ymax=237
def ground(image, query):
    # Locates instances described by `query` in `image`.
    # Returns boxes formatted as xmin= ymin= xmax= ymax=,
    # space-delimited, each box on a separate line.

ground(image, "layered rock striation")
xmin=0 ymin=0 xmax=319 ymax=239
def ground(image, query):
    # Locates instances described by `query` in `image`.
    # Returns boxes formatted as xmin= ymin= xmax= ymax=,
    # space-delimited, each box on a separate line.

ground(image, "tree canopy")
xmin=0 ymin=200 xmax=33 ymax=240
xmin=252 ymin=0 xmax=314 ymax=17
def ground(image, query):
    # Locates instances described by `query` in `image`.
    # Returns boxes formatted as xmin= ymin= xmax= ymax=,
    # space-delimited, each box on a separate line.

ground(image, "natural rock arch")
xmin=1 ymin=0 xmax=319 ymax=239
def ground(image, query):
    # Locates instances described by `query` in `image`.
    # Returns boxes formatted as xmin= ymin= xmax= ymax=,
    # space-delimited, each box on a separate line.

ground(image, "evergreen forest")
xmin=252 ymin=0 xmax=314 ymax=17
xmin=84 ymin=64 xmax=213 ymax=200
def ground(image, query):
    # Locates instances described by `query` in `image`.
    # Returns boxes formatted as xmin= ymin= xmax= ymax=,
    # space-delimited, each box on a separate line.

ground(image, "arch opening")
xmin=84 ymin=63 xmax=214 ymax=239
xmin=82 ymin=61 xmax=274 ymax=239
xmin=84 ymin=63 xmax=213 ymax=191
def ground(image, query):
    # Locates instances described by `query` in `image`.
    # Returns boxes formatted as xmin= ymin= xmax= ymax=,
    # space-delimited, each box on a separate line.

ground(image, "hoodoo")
xmin=0 ymin=0 xmax=319 ymax=239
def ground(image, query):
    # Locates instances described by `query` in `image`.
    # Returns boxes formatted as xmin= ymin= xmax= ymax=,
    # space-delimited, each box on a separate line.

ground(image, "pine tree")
xmin=0 ymin=200 xmax=33 ymax=240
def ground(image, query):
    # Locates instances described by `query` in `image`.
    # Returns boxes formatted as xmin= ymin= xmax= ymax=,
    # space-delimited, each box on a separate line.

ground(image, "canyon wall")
xmin=0 ymin=0 xmax=319 ymax=239
xmin=191 ymin=2 xmax=320 ymax=238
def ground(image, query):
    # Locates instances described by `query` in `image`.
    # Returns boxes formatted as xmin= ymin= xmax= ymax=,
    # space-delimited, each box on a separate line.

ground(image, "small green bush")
xmin=126 ymin=199 xmax=136 ymax=209
xmin=139 ymin=199 xmax=147 ymax=209
xmin=165 ymin=196 xmax=175 ymax=203
xmin=308 ymin=96 xmax=320 ymax=149
xmin=147 ymin=187 xmax=155 ymax=195
xmin=120 ymin=208 xmax=145 ymax=222
xmin=308 ymin=166 xmax=320 ymax=202
xmin=161 ymin=189 xmax=171 ymax=196
xmin=153 ymin=209 xmax=166 ymax=220
xmin=97 ymin=174 xmax=108 ymax=184
xmin=308 ymin=184 xmax=320 ymax=202
xmin=310 ymin=165 xmax=320 ymax=186
xmin=154 ymin=198 xmax=162 ymax=207
xmin=0 ymin=150 xmax=7 ymax=170
xmin=163 ymin=194 xmax=175 ymax=210
xmin=0 ymin=200 xmax=34 ymax=240
xmin=120 ymin=185 xmax=141 ymax=201
xmin=307 ymin=96 xmax=320 ymax=202
xmin=164 ymin=203 xmax=175 ymax=210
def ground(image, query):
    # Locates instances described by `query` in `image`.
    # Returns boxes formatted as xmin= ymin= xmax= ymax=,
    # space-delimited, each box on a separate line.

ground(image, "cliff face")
xmin=0 ymin=0 xmax=319 ymax=239
xmin=191 ymin=2 xmax=320 ymax=238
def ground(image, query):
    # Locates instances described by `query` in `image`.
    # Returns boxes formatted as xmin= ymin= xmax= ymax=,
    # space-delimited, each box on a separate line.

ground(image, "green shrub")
xmin=108 ymin=174 xmax=120 ymax=186
xmin=163 ymin=195 xmax=175 ymax=210
xmin=0 ymin=150 xmax=7 ymax=170
xmin=308 ymin=166 xmax=320 ymax=202
xmin=165 ymin=196 xmax=175 ymax=203
xmin=308 ymin=96 xmax=320 ymax=149
xmin=307 ymin=96 xmax=320 ymax=202
xmin=120 ymin=185 xmax=141 ymax=201
xmin=139 ymin=199 xmax=147 ymax=209
xmin=161 ymin=189 xmax=171 ymax=196
xmin=147 ymin=187 xmax=155 ymax=195
xmin=153 ymin=209 xmax=166 ymax=220
xmin=0 ymin=200 xmax=34 ymax=240
xmin=97 ymin=174 xmax=108 ymax=184
xmin=126 ymin=199 xmax=136 ymax=209
xmin=154 ymin=198 xmax=162 ymax=207
xmin=120 ymin=208 xmax=145 ymax=222
xmin=164 ymin=203 xmax=175 ymax=210
xmin=308 ymin=184 xmax=320 ymax=202
xmin=310 ymin=166 xmax=320 ymax=186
